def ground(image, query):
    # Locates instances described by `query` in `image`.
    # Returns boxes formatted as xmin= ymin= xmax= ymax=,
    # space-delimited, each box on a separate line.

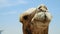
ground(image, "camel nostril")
xmin=43 ymin=15 xmax=46 ymax=21
xmin=40 ymin=9 xmax=42 ymax=11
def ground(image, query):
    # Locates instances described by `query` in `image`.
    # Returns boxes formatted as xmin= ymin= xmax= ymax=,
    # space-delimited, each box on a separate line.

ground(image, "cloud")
xmin=0 ymin=0 xmax=28 ymax=8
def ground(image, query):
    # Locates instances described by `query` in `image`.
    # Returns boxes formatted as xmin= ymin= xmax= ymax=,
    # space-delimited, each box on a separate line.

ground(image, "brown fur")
xmin=20 ymin=8 xmax=37 ymax=34
xmin=20 ymin=4 xmax=52 ymax=34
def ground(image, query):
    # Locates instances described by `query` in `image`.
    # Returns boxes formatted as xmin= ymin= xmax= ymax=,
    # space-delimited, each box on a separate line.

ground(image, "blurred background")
xmin=0 ymin=0 xmax=60 ymax=34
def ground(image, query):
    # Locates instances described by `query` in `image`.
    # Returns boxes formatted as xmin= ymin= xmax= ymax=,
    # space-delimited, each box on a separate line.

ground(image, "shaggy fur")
xmin=20 ymin=8 xmax=37 ymax=34
xmin=20 ymin=4 xmax=52 ymax=34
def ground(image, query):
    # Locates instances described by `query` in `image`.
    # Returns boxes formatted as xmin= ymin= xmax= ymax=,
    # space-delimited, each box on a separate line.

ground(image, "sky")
xmin=0 ymin=0 xmax=60 ymax=34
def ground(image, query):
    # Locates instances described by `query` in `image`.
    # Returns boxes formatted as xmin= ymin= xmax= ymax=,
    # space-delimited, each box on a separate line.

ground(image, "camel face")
xmin=20 ymin=4 xmax=52 ymax=34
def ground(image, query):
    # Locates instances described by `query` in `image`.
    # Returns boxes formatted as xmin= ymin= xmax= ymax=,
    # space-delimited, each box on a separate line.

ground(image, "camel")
xmin=20 ymin=4 xmax=52 ymax=34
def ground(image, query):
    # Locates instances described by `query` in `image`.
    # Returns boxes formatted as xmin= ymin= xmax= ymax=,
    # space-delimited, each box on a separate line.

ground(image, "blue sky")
xmin=0 ymin=0 xmax=60 ymax=34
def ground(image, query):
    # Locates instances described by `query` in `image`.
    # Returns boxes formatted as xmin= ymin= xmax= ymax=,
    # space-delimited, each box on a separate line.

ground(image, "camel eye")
xmin=23 ymin=15 xmax=28 ymax=20
xmin=40 ymin=9 xmax=42 ymax=11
